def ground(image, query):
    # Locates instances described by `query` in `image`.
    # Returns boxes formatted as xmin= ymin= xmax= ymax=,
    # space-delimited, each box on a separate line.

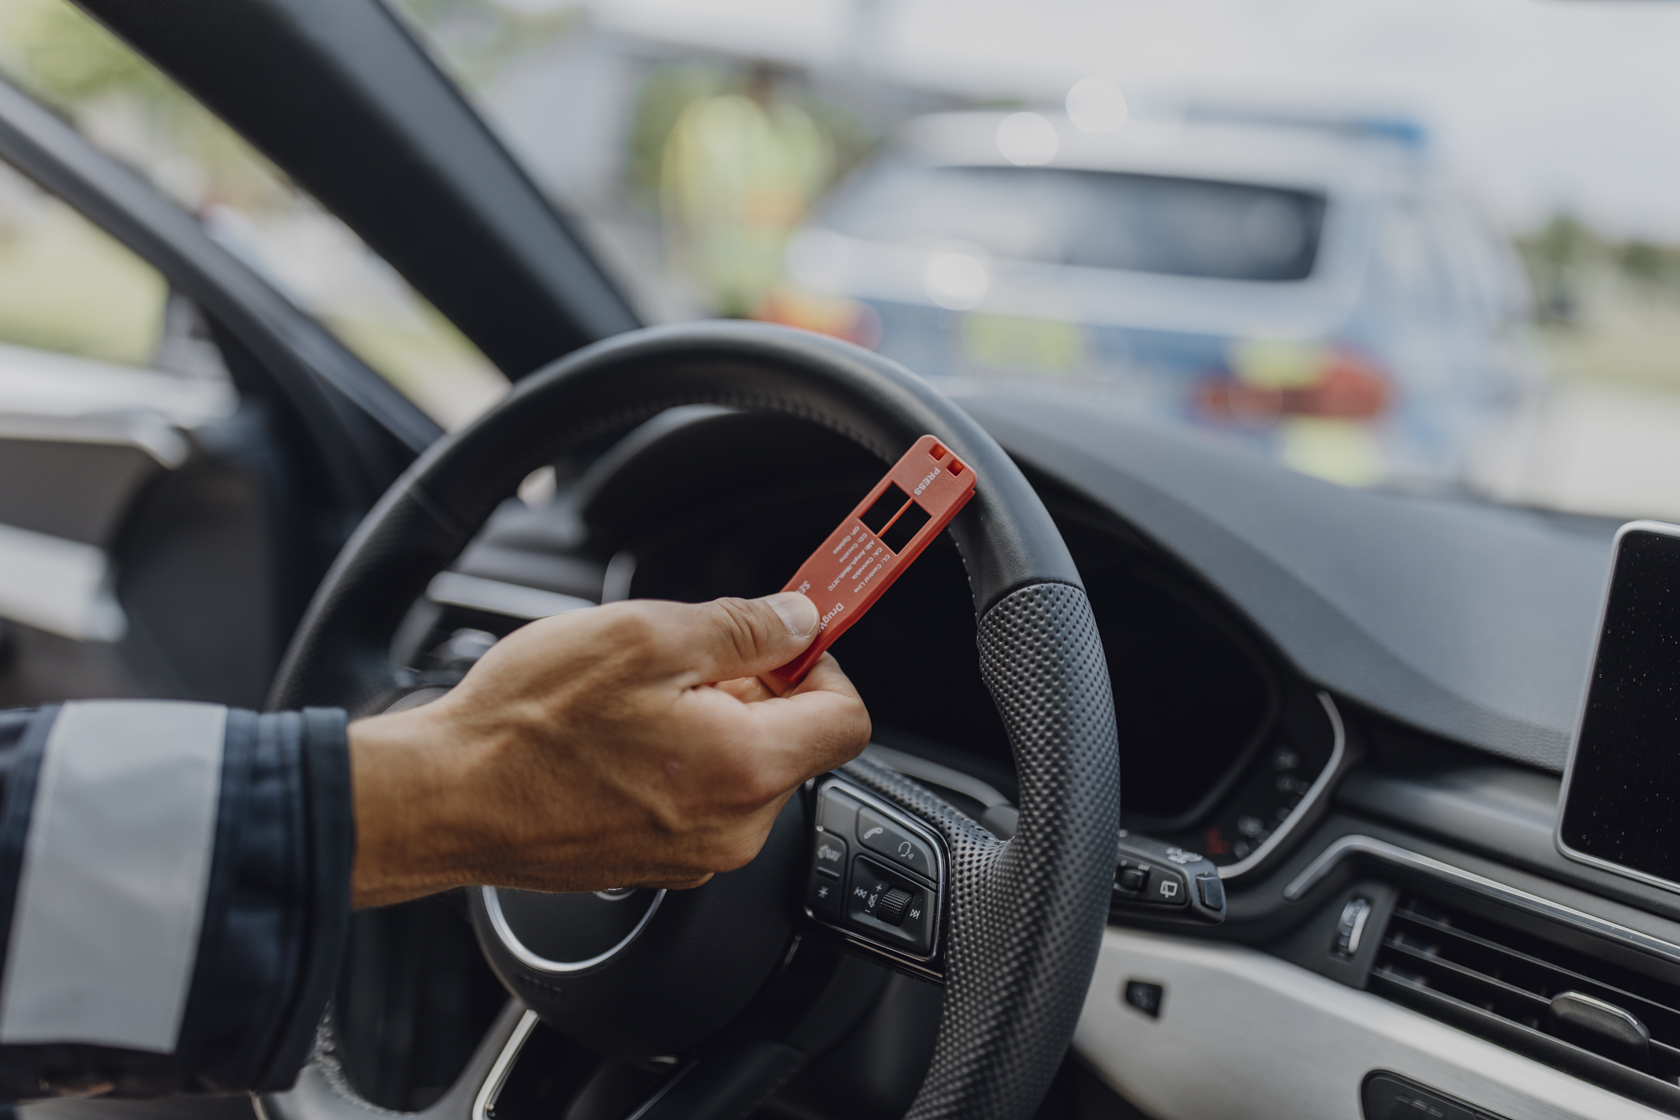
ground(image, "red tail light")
xmin=756 ymin=288 xmax=882 ymax=349
xmin=1195 ymin=345 xmax=1392 ymax=427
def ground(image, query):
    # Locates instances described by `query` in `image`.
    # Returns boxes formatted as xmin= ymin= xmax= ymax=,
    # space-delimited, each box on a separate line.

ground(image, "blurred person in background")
xmin=660 ymin=65 xmax=834 ymax=319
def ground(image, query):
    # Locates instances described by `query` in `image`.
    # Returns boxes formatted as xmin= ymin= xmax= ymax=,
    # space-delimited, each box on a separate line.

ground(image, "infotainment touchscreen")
xmin=1558 ymin=520 xmax=1680 ymax=890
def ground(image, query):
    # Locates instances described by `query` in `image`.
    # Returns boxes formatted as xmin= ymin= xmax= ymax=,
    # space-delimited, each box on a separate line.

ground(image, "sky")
xmin=582 ymin=0 xmax=1680 ymax=240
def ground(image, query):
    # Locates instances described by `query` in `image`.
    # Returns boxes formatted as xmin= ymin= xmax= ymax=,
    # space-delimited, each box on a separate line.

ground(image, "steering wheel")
xmin=261 ymin=322 xmax=1120 ymax=1120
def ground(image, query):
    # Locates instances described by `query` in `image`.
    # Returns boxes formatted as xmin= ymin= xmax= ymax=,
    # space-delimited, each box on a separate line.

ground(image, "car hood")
xmin=949 ymin=380 xmax=1614 ymax=772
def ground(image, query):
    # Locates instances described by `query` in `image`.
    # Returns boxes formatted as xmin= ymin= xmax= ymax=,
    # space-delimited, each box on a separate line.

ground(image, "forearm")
xmin=0 ymin=702 xmax=353 ymax=1099
xmin=347 ymin=704 xmax=494 ymax=908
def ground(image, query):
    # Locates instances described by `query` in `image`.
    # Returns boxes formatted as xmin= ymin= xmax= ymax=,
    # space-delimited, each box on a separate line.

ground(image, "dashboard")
xmin=389 ymin=396 xmax=1680 ymax=1120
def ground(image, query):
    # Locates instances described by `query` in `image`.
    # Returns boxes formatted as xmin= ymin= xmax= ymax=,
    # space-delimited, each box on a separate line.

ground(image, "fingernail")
xmin=767 ymin=592 xmax=819 ymax=638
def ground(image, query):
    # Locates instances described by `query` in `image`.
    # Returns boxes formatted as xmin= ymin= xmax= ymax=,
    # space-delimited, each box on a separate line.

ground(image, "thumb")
xmin=683 ymin=593 xmax=821 ymax=684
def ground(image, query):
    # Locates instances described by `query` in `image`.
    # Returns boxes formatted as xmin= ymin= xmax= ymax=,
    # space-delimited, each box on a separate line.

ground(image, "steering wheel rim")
xmin=264 ymin=321 xmax=1120 ymax=1120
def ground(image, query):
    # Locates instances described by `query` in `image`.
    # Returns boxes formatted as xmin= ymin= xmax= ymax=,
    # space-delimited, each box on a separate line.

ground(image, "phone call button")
xmin=856 ymin=807 xmax=935 ymax=880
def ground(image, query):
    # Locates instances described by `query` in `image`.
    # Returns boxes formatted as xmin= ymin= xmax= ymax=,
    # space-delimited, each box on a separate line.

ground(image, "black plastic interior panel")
xmin=953 ymin=384 xmax=1618 ymax=773
xmin=1337 ymin=710 xmax=1680 ymax=926
xmin=1055 ymin=514 xmax=1275 ymax=824
xmin=0 ymin=437 xmax=162 ymax=545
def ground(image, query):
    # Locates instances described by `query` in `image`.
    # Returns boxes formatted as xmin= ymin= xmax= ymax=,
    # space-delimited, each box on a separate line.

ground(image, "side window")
xmin=0 ymin=158 xmax=169 ymax=365
xmin=0 ymin=156 xmax=247 ymax=706
xmin=0 ymin=0 xmax=507 ymax=430
xmin=0 ymin=1 xmax=501 ymax=710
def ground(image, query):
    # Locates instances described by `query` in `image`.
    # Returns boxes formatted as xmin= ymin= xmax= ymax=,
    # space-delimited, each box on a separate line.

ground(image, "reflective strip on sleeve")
xmin=0 ymin=700 xmax=227 ymax=1052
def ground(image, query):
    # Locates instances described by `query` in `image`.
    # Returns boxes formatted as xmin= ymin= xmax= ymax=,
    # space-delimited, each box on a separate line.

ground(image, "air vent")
xmin=1371 ymin=894 xmax=1680 ymax=1112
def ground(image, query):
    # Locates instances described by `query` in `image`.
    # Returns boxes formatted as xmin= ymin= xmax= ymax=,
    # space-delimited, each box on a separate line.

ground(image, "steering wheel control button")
xmin=1123 ymin=980 xmax=1164 ymax=1018
xmin=807 ymin=779 xmax=946 ymax=963
xmin=812 ymin=834 xmax=847 ymax=879
xmin=806 ymin=871 xmax=843 ymax=921
xmin=1195 ymin=873 xmax=1225 ymax=910
xmin=876 ymin=886 xmax=914 ymax=926
xmin=856 ymin=806 xmax=936 ymax=881
xmin=1148 ymin=868 xmax=1189 ymax=907
xmin=847 ymin=856 xmax=935 ymax=954
xmin=1113 ymin=833 xmax=1226 ymax=924
xmin=819 ymin=788 xmax=861 ymax=840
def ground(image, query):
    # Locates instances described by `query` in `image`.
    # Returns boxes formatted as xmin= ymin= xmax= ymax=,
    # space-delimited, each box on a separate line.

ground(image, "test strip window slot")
xmin=861 ymin=484 xmax=912 ymax=535
xmin=880 ymin=501 xmax=932 ymax=553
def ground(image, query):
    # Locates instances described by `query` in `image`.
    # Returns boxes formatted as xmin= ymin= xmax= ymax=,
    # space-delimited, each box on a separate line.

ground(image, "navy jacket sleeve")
xmin=0 ymin=702 xmax=354 ymax=1099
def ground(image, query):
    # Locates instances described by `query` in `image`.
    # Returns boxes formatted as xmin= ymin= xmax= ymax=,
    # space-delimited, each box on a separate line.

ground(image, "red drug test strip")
xmin=773 ymin=434 xmax=976 ymax=684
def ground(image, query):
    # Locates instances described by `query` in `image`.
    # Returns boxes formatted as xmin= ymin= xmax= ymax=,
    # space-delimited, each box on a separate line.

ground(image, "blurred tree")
xmin=1520 ymin=214 xmax=1595 ymax=325
xmin=1618 ymin=239 xmax=1675 ymax=293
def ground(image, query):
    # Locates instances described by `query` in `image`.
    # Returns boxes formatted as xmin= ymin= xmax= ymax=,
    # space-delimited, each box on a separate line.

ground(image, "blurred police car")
xmin=763 ymin=108 xmax=1540 ymax=488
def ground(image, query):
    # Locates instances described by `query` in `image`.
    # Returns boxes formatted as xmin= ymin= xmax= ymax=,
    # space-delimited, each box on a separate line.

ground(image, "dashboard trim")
xmin=1076 ymin=928 xmax=1663 ymax=1120
xmin=1217 ymin=690 xmax=1345 ymax=880
xmin=1284 ymin=834 xmax=1680 ymax=969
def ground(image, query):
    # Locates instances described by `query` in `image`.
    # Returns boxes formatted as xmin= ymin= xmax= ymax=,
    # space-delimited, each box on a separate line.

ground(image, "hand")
xmin=346 ymin=592 xmax=870 ymax=907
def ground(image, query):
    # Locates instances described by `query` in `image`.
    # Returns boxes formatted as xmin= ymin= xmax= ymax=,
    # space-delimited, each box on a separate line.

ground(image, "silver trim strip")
xmin=1218 ymin=691 xmax=1346 ymax=880
xmin=427 ymin=571 xmax=595 ymax=621
xmin=0 ymin=701 xmax=227 ymax=1050
xmin=1283 ymin=834 xmax=1680 ymax=969
xmin=470 ymin=1008 xmax=539 ymax=1120
xmin=482 ymin=886 xmax=666 ymax=974
xmin=468 ymin=1004 xmax=693 ymax=1120
xmin=1556 ymin=519 xmax=1680 ymax=897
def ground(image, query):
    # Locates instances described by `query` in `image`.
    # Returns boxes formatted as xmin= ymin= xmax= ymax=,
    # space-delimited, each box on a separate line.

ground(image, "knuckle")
xmin=710 ymin=597 xmax=773 ymax=660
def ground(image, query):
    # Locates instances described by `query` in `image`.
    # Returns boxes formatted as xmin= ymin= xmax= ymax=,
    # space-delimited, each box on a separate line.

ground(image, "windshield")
xmin=400 ymin=1 xmax=1680 ymax=518
xmin=822 ymin=165 xmax=1326 ymax=282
